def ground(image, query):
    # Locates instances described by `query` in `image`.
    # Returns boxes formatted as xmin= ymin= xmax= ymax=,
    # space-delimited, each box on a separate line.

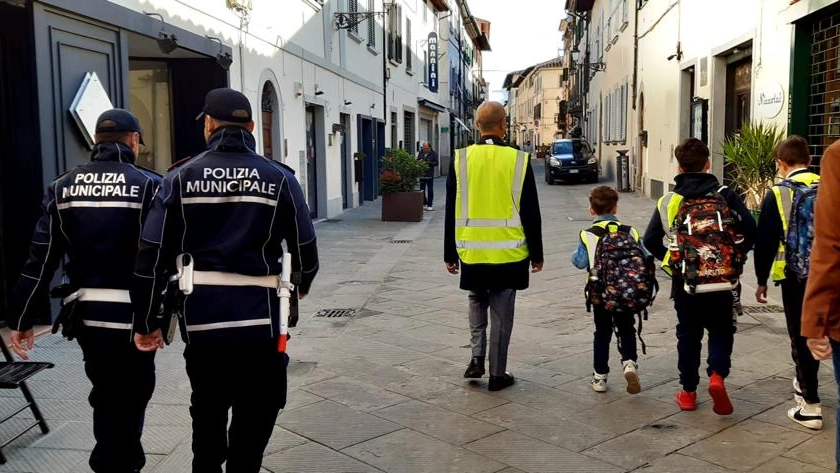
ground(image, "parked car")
xmin=544 ymin=138 xmax=598 ymax=184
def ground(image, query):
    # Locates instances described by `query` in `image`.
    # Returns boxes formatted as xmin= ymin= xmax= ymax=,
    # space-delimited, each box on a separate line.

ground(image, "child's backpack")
xmin=668 ymin=187 xmax=744 ymax=294
xmin=586 ymin=223 xmax=657 ymax=314
xmin=779 ymin=179 xmax=819 ymax=281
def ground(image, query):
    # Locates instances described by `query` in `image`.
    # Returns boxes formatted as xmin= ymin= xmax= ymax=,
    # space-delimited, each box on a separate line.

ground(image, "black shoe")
xmin=463 ymin=356 xmax=485 ymax=378
xmin=488 ymin=372 xmax=515 ymax=391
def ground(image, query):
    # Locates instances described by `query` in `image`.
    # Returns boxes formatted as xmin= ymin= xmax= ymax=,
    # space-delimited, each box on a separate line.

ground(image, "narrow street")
xmin=0 ymin=161 xmax=832 ymax=473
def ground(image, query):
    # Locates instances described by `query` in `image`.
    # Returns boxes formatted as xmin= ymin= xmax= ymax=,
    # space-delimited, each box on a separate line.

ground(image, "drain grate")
xmin=742 ymin=305 xmax=784 ymax=314
xmin=315 ymin=308 xmax=357 ymax=318
xmin=390 ymin=239 xmax=413 ymax=244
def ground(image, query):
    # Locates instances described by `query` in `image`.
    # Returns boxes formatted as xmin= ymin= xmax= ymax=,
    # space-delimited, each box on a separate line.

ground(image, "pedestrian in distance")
xmin=753 ymin=136 xmax=823 ymax=430
xmin=643 ymin=138 xmax=756 ymax=415
xmin=523 ymin=140 xmax=534 ymax=155
xmin=572 ymin=186 xmax=656 ymax=394
xmin=131 ymin=88 xmax=319 ymax=473
xmin=801 ymin=139 xmax=840 ymax=473
xmin=417 ymin=141 xmax=438 ymax=211
xmin=9 ymin=109 xmax=161 ymax=473
xmin=445 ymin=101 xmax=544 ymax=392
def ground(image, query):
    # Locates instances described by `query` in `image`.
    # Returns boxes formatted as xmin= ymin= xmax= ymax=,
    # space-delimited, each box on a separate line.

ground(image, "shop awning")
xmin=454 ymin=117 xmax=472 ymax=132
xmin=418 ymin=98 xmax=447 ymax=113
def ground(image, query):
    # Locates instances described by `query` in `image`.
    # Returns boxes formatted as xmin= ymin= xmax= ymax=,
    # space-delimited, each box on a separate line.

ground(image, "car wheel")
xmin=546 ymin=167 xmax=555 ymax=185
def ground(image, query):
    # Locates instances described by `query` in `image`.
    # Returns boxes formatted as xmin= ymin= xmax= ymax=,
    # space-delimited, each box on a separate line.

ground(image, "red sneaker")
xmin=675 ymin=390 xmax=697 ymax=411
xmin=708 ymin=372 xmax=733 ymax=415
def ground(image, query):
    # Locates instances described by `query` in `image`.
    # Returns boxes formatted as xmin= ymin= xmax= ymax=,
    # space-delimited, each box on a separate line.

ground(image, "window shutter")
xmin=406 ymin=18 xmax=412 ymax=70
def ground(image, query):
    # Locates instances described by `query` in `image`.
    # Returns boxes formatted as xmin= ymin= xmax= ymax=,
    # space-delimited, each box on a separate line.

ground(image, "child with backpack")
xmin=753 ymin=136 xmax=823 ymax=429
xmin=572 ymin=186 xmax=656 ymax=394
xmin=643 ymin=138 xmax=756 ymax=415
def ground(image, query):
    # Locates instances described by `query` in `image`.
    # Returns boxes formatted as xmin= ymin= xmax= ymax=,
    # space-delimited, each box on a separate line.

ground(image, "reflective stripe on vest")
xmin=580 ymin=221 xmax=640 ymax=269
xmin=770 ymin=172 xmax=820 ymax=282
xmin=454 ymin=145 xmax=529 ymax=264
xmin=657 ymin=192 xmax=684 ymax=275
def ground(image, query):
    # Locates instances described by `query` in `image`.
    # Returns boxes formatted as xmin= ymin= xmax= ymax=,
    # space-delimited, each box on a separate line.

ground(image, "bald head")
xmin=475 ymin=102 xmax=506 ymax=138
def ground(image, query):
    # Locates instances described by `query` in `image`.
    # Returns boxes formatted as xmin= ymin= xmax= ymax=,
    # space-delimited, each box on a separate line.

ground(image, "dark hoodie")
xmin=642 ymin=172 xmax=756 ymax=264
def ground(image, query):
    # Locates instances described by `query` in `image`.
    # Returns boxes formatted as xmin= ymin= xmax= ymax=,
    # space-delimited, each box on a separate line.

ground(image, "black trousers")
xmin=593 ymin=307 xmax=637 ymax=374
xmin=673 ymin=284 xmax=734 ymax=392
xmin=781 ymin=276 xmax=821 ymax=404
xmin=79 ymin=339 xmax=156 ymax=473
xmin=420 ymin=178 xmax=434 ymax=206
xmin=184 ymin=339 xmax=287 ymax=473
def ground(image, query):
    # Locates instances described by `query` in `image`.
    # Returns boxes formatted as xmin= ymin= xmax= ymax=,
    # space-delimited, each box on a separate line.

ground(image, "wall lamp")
xmin=144 ymin=12 xmax=178 ymax=54
xmin=314 ymin=84 xmax=325 ymax=96
xmin=206 ymin=36 xmax=233 ymax=70
xmin=344 ymin=100 xmax=353 ymax=106
xmin=570 ymin=45 xmax=605 ymax=72
xmin=334 ymin=0 xmax=396 ymax=30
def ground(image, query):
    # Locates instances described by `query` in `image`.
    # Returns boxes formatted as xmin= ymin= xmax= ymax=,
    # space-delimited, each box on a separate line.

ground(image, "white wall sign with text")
xmin=756 ymin=82 xmax=785 ymax=119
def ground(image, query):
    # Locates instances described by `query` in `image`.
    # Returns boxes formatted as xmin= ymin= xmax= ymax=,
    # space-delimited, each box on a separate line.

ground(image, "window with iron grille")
xmin=808 ymin=9 xmax=840 ymax=171
xmin=367 ymin=0 xmax=375 ymax=46
xmin=404 ymin=111 xmax=415 ymax=154
xmin=348 ymin=0 xmax=359 ymax=35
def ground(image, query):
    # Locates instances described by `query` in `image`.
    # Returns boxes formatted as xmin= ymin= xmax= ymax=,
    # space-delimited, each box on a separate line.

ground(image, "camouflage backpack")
xmin=586 ymin=223 xmax=657 ymax=314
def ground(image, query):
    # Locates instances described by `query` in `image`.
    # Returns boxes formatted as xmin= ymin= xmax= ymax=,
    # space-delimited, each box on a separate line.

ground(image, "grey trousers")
xmin=468 ymin=289 xmax=517 ymax=377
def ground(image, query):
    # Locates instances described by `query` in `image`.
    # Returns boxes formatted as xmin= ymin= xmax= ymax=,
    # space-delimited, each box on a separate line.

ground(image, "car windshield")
xmin=552 ymin=141 xmax=588 ymax=155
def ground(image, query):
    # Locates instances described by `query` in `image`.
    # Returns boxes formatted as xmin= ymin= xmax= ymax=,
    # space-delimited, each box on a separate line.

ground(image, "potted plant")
xmin=721 ymin=121 xmax=784 ymax=219
xmin=379 ymin=148 xmax=428 ymax=222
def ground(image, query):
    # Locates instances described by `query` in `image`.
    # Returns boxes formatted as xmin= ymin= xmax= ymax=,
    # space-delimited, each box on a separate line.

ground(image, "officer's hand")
xmin=445 ymin=261 xmax=459 ymax=274
xmin=298 ymin=291 xmax=307 ymax=300
xmin=134 ymin=329 xmax=164 ymax=352
xmin=807 ymin=336 xmax=833 ymax=360
xmin=10 ymin=329 xmax=34 ymax=360
xmin=531 ymin=262 xmax=544 ymax=273
xmin=755 ymin=285 xmax=768 ymax=304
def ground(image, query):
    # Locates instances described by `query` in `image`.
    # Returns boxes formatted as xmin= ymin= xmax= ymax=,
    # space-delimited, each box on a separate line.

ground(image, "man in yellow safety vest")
xmin=444 ymin=102 xmax=544 ymax=392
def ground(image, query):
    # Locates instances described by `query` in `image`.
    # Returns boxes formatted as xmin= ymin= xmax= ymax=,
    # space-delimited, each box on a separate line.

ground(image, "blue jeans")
xmin=831 ymin=339 xmax=840 ymax=473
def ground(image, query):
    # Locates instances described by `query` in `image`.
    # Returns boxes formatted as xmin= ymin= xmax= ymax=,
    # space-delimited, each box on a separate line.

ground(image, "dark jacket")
xmin=418 ymin=150 xmax=438 ymax=179
xmin=10 ymin=142 xmax=161 ymax=342
xmin=444 ymin=135 xmax=544 ymax=290
xmin=131 ymin=127 xmax=319 ymax=344
xmin=803 ymin=140 xmax=840 ymax=339
xmin=754 ymin=168 xmax=812 ymax=286
xmin=642 ymin=172 xmax=756 ymax=265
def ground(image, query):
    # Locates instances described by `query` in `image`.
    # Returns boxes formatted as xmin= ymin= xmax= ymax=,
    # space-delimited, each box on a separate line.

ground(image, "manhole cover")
xmin=742 ymin=305 xmax=784 ymax=314
xmin=390 ymin=239 xmax=413 ymax=244
xmin=315 ymin=308 xmax=357 ymax=318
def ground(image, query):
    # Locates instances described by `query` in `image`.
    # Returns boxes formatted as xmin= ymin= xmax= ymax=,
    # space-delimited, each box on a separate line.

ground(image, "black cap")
xmin=196 ymin=88 xmax=252 ymax=123
xmin=95 ymin=109 xmax=144 ymax=144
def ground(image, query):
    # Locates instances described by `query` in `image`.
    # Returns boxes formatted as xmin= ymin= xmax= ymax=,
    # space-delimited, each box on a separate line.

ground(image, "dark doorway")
xmin=725 ymin=57 xmax=752 ymax=137
xmin=359 ymin=116 xmax=374 ymax=201
xmin=262 ymin=82 xmax=277 ymax=159
xmin=376 ymin=120 xmax=386 ymax=197
xmin=340 ymin=113 xmax=352 ymax=209
xmin=305 ymin=106 xmax=318 ymax=218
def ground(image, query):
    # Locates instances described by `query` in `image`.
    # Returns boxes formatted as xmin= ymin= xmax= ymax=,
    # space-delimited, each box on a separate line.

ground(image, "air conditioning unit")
xmin=226 ymin=0 xmax=252 ymax=14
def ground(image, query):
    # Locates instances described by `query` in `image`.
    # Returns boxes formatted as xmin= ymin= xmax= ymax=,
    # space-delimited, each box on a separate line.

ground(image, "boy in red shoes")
xmin=643 ymin=138 xmax=756 ymax=414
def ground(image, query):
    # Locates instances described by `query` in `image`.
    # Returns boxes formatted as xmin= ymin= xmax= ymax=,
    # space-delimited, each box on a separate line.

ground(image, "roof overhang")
xmin=429 ymin=0 xmax=450 ymax=12
xmin=455 ymin=0 xmax=492 ymax=51
xmin=418 ymin=98 xmax=447 ymax=113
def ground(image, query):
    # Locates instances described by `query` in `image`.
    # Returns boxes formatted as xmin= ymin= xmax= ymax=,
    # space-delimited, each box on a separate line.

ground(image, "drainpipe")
xmin=632 ymin=0 xmax=641 ymax=190
xmin=382 ymin=0 xmax=388 ymax=141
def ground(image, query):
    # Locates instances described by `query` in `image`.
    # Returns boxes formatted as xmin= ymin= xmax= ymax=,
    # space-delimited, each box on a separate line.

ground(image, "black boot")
xmin=488 ymin=372 xmax=515 ymax=391
xmin=463 ymin=356 xmax=485 ymax=378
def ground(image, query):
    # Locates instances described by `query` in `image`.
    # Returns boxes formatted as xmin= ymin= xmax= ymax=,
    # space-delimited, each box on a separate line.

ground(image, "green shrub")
xmin=379 ymin=148 xmax=428 ymax=194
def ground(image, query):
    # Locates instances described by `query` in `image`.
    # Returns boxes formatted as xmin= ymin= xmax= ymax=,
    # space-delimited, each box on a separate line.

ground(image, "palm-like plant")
xmin=721 ymin=121 xmax=785 ymax=211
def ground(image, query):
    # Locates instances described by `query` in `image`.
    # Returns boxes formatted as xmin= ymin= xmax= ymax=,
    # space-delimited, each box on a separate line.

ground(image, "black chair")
xmin=0 ymin=335 xmax=53 ymax=464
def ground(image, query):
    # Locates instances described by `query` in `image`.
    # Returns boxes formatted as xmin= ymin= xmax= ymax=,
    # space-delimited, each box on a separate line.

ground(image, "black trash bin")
xmin=615 ymin=149 xmax=631 ymax=192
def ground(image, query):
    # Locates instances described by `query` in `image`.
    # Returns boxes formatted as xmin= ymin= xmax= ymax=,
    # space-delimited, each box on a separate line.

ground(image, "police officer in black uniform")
xmin=9 ymin=109 xmax=161 ymax=473
xmin=131 ymin=88 xmax=319 ymax=473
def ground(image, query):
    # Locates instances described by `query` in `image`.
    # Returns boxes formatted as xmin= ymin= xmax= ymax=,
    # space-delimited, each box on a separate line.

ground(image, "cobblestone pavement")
xmin=0 ymin=161 xmax=834 ymax=472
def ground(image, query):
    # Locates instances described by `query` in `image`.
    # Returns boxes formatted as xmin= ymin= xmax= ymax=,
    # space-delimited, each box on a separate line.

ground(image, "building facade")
xmin=563 ymin=0 xmax=840 ymax=198
xmin=0 ymin=0 xmax=487 ymax=324
xmin=504 ymin=58 xmax=566 ymax=150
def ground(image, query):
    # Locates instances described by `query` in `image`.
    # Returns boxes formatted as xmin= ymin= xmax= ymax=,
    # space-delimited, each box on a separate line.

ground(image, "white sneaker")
xmin=591 ymin=373 xmax=608 ymax=393
xmin=788 ymin=402 xmax=823 ymax=430
xmin=793 ymin=377 xmax=804 ymax=405
xmin=623 ymin=360 xmax=640 ymax=394
xmin=425 ymin=205 xmax=434 ymax=211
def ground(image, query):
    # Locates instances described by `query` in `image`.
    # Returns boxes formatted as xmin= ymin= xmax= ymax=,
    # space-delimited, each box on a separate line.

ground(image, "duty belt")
xmin=193 ymin=271 xmax=281 ymax=290
xmin=62 ymin=288 xmax=131 ymax=305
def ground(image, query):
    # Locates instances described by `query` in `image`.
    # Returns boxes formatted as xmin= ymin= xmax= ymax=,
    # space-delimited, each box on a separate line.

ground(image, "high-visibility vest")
xmin=580 ymin=220 xmax=641 ymax=269
xmin=454 ymin=145 xmax=530 ymax=264
xmin=656 ymin=191 xmax=685 ymax=275
xmin=770 ymin=171 xmax=820 ymax=282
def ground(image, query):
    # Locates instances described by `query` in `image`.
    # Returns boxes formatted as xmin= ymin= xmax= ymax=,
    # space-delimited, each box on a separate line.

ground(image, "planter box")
xmin=381 ymin=191 xmax=423 ymax=222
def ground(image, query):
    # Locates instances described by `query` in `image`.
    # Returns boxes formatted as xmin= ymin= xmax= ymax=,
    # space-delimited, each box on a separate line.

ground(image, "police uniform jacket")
xmin=10 ymin=142 xmax=162 ymax=343
xmin=444 ymin=135 xmax=543 ymax=291
xmin=131 ymin=126 xmax=319 ymax=345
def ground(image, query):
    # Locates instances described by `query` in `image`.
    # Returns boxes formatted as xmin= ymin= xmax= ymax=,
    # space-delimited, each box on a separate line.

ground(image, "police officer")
xmin=444 ymin=101 xmax=544 ymax=392
xmin=9 ymin=109 xmax=161 ymax=472
xmin=131 ymin=88 xmax=319 ymax=473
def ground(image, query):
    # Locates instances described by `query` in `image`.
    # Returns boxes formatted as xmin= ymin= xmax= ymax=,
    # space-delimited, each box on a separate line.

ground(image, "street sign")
xmin=428 ymin=32 xmax=438 ymax=93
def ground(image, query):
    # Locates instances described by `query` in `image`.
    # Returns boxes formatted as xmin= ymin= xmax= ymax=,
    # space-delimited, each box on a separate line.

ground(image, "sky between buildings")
xmin=470 ymin=0 xmax=566 ymax=103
